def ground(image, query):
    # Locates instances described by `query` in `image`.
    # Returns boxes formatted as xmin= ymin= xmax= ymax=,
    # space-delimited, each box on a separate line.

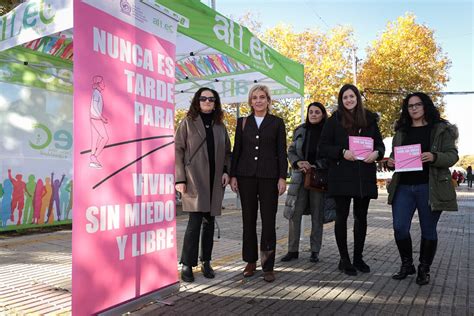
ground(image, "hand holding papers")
xmin=394 ymin=144 xmax=423 ymax=172
xmin=349 ymin=136 xmax=374 ymax=160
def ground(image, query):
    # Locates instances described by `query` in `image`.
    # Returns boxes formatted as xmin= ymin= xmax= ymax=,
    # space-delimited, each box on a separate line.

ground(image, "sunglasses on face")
xmin=407 ymin=102 xmax=423 ymax=110
xmin=199 ymin=96 xmax=216 ymax=102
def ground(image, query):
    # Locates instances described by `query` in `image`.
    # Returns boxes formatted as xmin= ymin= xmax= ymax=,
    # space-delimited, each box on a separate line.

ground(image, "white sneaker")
xmin=89 ymin=162 xmax=102 ymax=169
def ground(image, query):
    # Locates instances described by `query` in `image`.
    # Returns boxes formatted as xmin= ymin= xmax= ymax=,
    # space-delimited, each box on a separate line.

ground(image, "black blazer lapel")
xmin=259 ymin=113 xmax=274 ymax=130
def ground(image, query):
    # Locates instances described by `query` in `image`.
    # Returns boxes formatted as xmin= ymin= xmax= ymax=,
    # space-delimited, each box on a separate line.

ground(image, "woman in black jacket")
xmin=230 ymin=84 xmax=287 ymax=283
xmin=319 ymin=84 xmax=385 ymax=275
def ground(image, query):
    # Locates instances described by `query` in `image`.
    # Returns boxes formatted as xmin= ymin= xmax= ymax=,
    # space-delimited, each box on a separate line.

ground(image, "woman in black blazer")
xmin=319 ymin=84 xmax=385 ymax=276
xmin=230 ymin=84 xmax=287 ymax=283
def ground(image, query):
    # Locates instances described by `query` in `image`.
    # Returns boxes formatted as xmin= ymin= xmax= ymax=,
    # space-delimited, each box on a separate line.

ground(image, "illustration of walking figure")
xmin=89 ymin=75 xmax=109 ymax=169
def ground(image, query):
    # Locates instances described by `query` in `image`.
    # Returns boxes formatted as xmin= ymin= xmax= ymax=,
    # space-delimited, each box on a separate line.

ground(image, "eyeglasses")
xmin=407 ymin=102 xmax=423 ymax=110
xmin=199 ymin=96 xmax=216 ymax=102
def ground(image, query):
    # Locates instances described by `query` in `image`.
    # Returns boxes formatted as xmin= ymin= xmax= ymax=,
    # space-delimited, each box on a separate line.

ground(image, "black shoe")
xmin=338 ymin=259 xmax=357 ymax=276
xmin=181 ymin=265 xmax=194 ymax=282
xmin=392 ymin=264 xmax=416 ymax=280
xmin=309 ymin=252 xmax=319 ymax=263
xmin=353 ymin=259 xmax=370 ymax=273
xmin=201 ymin=261 xmax=215 ymax=279
xmin=281 ymin=252 xmax=299 ymax=262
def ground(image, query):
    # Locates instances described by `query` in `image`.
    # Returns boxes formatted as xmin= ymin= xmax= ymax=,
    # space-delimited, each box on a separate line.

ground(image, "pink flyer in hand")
xmin=394 ymin=144 xmax=423 ymax=172
xmin=349 ymin=136 xmax=374 ymax=160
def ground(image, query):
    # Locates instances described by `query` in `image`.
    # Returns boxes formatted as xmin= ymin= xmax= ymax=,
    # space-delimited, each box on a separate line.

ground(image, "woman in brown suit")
xmin=230 ymin=84 xmax=287 ymax=282
xmin=175 ymin=87 xmax=231 ymax=282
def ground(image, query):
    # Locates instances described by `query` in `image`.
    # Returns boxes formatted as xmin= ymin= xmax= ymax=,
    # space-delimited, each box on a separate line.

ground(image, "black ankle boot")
xmin=353 ymin=258 xmax=370 ymax=273
xmin=181 ymin=265 xmax=194 ymax=282
xmin=309 ymin=252 xmax=319 ymax=263
xmin=416 ymin=239 xmax=437 ymax=285
xmin=281 ymin=251 xmax=299 ymax=262
xmin=338 ymin=259 xmax=357 ymax=276
xmin=393 ymin=237 xmax=416 ymax=280
xmin=201 ymin=261 xmax=215 ymax=279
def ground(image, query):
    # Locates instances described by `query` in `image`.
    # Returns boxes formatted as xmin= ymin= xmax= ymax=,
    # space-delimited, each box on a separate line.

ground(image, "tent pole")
xmin=235 ymin=102 xmax=241 ymax=209
xmin=300 ymin=96 xmax=305 ymax=123
xmin=299 ymin=95 xmax=306 ymax=241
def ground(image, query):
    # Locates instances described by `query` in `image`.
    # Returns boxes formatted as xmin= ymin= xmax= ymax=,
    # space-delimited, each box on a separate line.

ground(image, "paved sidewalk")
xmin=1 ymin=187 xmax=473 ymax=315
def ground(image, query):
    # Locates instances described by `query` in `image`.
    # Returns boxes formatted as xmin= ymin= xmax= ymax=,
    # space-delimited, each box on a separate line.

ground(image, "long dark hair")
xmin=395 ymin=92 xmax=447 ymax=131
xmin=187 ymin=87 xmax=224 ymax=124
xmin=306 ymin=102 xmax=327 ymax=126
xmin=337 ymin=84 xmax=367 ymax=135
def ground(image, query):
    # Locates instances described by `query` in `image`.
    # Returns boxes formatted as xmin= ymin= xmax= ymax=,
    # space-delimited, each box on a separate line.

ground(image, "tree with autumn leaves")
xmin=358 ymin=13 xmax=450 ymax=136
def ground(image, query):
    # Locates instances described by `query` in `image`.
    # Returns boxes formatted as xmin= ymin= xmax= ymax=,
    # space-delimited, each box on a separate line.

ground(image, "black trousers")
xmin=238 ymin=176 xmax=278 ymax=272
xmin=180 ymin=212 xmax=215 ymax=267
xmin=334 ymin=196 xmax=370 ymax=261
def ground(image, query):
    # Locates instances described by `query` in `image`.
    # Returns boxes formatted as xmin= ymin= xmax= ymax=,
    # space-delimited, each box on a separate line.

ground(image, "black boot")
xmin=281 ymin=251 xmax=299 ymax=262
xmin=181 ymin=265 xmax=194 ymax=282
xmin=392 ymin=237 xmax=416 ymax=280
xmin=338 ymin=258 xmax=357 ymax=276
xmin=416 ymin=238 xmax=437 ymax=286
xmin=309 ymin=252 xmax=319 ymax=263
xmin=201 ymin=261 xmax=215 ymax=279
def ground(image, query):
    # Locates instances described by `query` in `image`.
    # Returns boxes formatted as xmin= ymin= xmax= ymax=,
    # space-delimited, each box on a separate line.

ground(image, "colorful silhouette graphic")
xmin=48 ymin=172 xmax=65 ymax=222
xmin=60 ymin=178 xmax=71 ymax=221
xmin=1 ymin=180 xmax=13 ymax=228
xmin=32 ymin=179 xmax=46 ymax=225
xmin=66 ymin=181 xmax=73 ymax=220
xmin=8 ymin=169 xmax=27 ymax=225
xmin=23 ymin=174 xmax=36 ymax=225
xmin=89 ymin=75 xmax=109 ymax=169
xmin=39 ymin=177 xmax=52 ymax=225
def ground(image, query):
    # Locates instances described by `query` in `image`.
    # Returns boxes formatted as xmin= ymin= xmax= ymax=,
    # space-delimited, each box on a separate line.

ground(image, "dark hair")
xmin=395 ymin=92 xmax=447 ymax=131
xmin=306 ymin=102 xmax=327 ymax=125
xmin=187 ymin=87 xmax=224 ymax=124
xmin=337 ymin=84 xmax=367 ymax=135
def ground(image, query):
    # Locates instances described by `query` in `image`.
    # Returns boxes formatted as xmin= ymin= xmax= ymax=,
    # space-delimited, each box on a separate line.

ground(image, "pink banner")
xmin=72 ymin=1 xmax=178 ymax=314
xmin=349 ymin=136 xmax=374 ymax=160
xmin=394 ymin=144 xmax=423 ymax=172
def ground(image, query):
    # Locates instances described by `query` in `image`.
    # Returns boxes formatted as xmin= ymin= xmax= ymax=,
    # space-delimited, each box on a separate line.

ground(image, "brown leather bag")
xmin=303 ymin=165 xmax=328 ymax=192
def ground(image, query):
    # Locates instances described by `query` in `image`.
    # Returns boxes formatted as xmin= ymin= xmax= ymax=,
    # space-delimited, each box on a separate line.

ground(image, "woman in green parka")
xmin=387 ymin=92 xmax=458 ymax=286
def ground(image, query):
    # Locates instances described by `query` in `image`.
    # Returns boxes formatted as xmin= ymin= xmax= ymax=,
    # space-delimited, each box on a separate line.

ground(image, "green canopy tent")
xmin=0 ymin=0 xmax=304 ymax=111
xmin=153 ymin=0 xmax=304 ymax=109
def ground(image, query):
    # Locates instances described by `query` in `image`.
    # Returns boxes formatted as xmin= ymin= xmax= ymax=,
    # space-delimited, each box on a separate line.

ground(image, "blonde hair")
xmin=248 ymin=84 xmax=272 ymax=113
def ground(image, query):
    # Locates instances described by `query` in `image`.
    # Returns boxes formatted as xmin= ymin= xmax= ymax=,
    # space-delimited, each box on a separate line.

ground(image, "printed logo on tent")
xmin=213 ymin=14 xmax=274 ymax=70
xmin=120 ymin=0 xmax=131 ymax=15
xmin=0 ymin=0 xmax=57 ymax=43
xmin=29 ymin=123 xmax=72 ymax=158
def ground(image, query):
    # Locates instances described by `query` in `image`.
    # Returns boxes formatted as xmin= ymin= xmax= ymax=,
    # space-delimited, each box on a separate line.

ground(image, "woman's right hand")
xmin=297 ymin=160 xmax=312 ymax=173
xmin=175 ymin=183 xmax=186 ymax=194
xmin=387 ymin=157 xmax=395 ymax=168
xmin=230 ymin=177 xmax=238 ymax=193
xmin=343 ymin=149 xmax=356 ymax=161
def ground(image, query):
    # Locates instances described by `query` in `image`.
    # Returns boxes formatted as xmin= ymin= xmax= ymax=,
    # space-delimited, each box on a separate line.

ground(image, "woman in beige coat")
xmin=175 ymin=87 xmax=231 ymax=283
